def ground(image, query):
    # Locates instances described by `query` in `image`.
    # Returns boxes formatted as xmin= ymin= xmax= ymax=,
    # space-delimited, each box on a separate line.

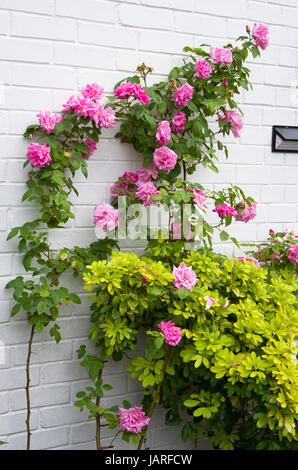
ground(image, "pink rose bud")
xmin=205 ymin=296 xmax=216 ymax=310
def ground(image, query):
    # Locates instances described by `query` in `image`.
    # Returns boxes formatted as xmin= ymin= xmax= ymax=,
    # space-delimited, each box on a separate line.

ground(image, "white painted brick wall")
xmin=0 ymin=0 xmax=297 ymax=451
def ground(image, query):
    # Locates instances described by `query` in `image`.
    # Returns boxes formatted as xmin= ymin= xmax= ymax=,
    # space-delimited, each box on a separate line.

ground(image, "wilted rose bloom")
xmin=133 ymin=83 xmax=151 ymax=105
xmin=219 ymin=110 xmax=243 ymax=138
xmin=193 ymin=189 xmax=207 ymax=208
xmin=287 ymin=244 xmax=298 ymax=264
xmin=153 ymin=146 xmax=178 ymax=173
xmin=37 ymin=111 xmax=63 ymax=133
xmin=236 ymin=200 xmax=257 ymax=223
xmin=213 ymin=204 xmax=238 ymax=218
xmin=26 ymin=142 xmax=52 ymax=167
xmin=136 ymin=163 xmax=158 ymax=185
xmin=238 ymin=256 xmax=261 ymax=268
xmin=94 ymin=203 xmax=119 ymax=231
xmin=84 ymin=137 xmax=97 ymax=160
xmin=173 ymin=83 xmax=193 ymax=107
xmin=210 ymin=47 xmax=233 ymax=65
xmin=272 ymin=252 xmax=281 ymax=263
xmin=118 ymin=406 xmax=150 ymax=434
xmin=195 ymin=59 xmax=212 ymax=79
xmin=135 ymin=181 xmax=160 ymax=206
xmin=155 ymin=120 xmax=171 ymax=145
xmin=171 ymin=110 xmax=186 ymax=134
xmin=205 ymin=296 xmax=216 ymax=310
xmin=252 ymin=23 xmax=269 ymax=50
xmin=172 ymin=263 xmax=198 ymax=290
xmin=157 ymin=320 xmax=182 ymax=346
xmin=81 ymin=83 xmax=104 ymax=100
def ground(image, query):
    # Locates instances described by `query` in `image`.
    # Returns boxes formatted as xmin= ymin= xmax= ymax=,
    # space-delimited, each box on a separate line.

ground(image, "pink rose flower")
xmin=153 ymin=146 xmax=178 ymax=173
xmin=171 ymin=222 xmax=192 ymax=241
xmin=155 ymin=121 xmax=171 ymax=145
xmin=205 ymin=296 xmax=216 ymax=310
xmin=223 ymin=79 xmax=228 ymax=87
xmin=193 ymin=189 xmax=207 ymax=208
xmin=224 ymin=299 xmax=229 ymax=307
xmin=210 ymin=47 xmax=233 ymax=65
xmin=213 ymin=204 xmax=238 ymax=218
xmin=272 ymin=252 xmax=281 ymax=263
xmin=114 ymin=81 xmax=136 ymax=99
xmin=81 ymin=83 xmax=104 ymax=101
xmin=26 ymin=142 xmax=52 ymax=168
xmin=157 ymin=320 xmax=182 ymax=347
xmin=238 ymin=256 xmax=261 ymax=268
xmin=135 ymin=181 xmax=160 ymax=206
xmin=236 ymin=200 xmax=257 ymax=223
xmin=219 ymin=110 xmax=243 ymax=138
xmin=269 ymin=229 xmax=275 ymax=236
xmin=171 ymin=110 xmax=186 ymax=134
xmin=123 ymin=172 xmax=138 ymax=182
xmin=37 ymin=111 xmax=63 ymax=133
xmin=64 ymin=96 xmax=98 ymax=119
xmin=91 ymin=104 xmax=117 ymax=128
xmin=195 ymin=59 xmax=212 ymax=79
xmin=287 ymin=244 xmax=298 ymax=264
xmin=172 ymin=263 xmax=198 ymax=290
xmin=173 ymin=83 xmax=193 ymax=107
xmin=252 ymin=23 xmax=269 ymax=50
xmin=133 ymin=83 xmax=151 ymax=105
xmin=94 ymin=203 xmax=119 ymax=231
xmin=136 ymin=163 xmax=158 ymax=185
xmin=84 ymin=137 xmax=97 ymax=160
xmin=118 ymin=406 xmax=150 ymax=434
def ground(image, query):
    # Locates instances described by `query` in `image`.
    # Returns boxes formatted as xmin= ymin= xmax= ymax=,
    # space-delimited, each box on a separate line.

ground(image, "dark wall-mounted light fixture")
xmin=272 ymin=126 xmax=298 ymax=153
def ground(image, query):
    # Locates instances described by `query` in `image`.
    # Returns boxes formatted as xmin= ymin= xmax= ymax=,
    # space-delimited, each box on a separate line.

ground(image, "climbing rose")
xmin=136 ymin=163 xmax=158 ymax=185
xmin=210 ymin=47 xmax=233 ymax=65
xmin=63 ymin=96 xmax=98 ymax=119
xmin=37 ymin=111 xmax=63 ymax=133
xmin=135 ymin=181 xmax=160 ymax=206
xmin=172 ymin=263 xmax=198 ymax=290
xmin=252 ymin=23 xmax=269 ymax=50
xmin=287 ymin=244 xmax=298 ymax=264
xmin=155 ymin=120 xmax=171 ymax=145
xmin=81 ymin=83 xmax=104 ymax=100
xmin=26 ymin=142 xmax=51 ymax=167
xmin=236 ymin=200 xmax=257 ymax=223
xmin=238 ymin=256 xmax=261 ymax=268
xmin=195 ymin=59 xmax=212 ymax=79
xmin=171 ymin=110 xmax=186 ymax=134
xmin=84 ymin=137 xmax=97 ymax=160
xmin=118 ymin=406 xmax=150 ymax=434
xmin=173 ymin=83 xmax=193 ymax=107
xmin=219 ymin=110 xmax=243 ymax=138
xmin=157 ymin=320 xmax=182 ymax=346
xmin=205 ymin=296 xmax=216 ymax=310
xmin=153 ymin=146 xmax=178 ymax=173
xmin=213 ymin=204 xmax=238 ymax=218
xmin=269 ymin=229 xmax=275 ymax=236
xmin=94 ymin=203 xmax=119 ymax=231
xmin=98 ymin=106 xmax=116 ymax=128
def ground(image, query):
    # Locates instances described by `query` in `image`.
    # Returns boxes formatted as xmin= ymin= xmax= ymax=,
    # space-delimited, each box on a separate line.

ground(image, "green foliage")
xmin=87 ymin=246 xmax=298 ymax=450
